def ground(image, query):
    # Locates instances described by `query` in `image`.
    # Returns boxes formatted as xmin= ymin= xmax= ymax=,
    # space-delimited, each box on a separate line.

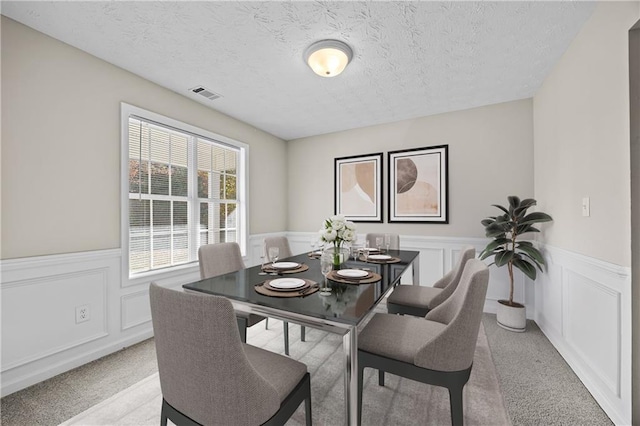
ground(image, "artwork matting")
xmin=334 ymin=153 xmax=383 ymax=223
xmin=388 ymin=145 xmax=448 ymax=223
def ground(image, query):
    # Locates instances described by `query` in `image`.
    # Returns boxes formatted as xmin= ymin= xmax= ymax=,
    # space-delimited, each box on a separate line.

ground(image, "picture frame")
xmin=388 ymin=145 xmax=448 ymax=223
xmin=334 ymin=152 xmax=383 ymax=222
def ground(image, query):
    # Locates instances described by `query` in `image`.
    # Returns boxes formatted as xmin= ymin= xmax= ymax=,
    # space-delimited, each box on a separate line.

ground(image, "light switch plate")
xmin=582 ymin=197 xmax=590 ymax=217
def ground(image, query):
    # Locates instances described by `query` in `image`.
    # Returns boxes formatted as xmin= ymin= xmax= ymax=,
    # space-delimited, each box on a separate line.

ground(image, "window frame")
xmin=120 ymin=103 xmax=249 ymax=284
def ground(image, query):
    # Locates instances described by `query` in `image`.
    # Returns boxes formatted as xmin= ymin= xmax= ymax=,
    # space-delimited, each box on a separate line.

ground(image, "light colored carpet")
xmin=59 ymin=320 xmax=509 ymax=426
xmin=482 ymin=316 xmax=613 ymax=426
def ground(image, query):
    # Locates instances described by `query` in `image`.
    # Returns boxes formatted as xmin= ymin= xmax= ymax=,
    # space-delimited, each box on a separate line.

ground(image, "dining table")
xmin=183 ymin=248 xmax=420 ymax=425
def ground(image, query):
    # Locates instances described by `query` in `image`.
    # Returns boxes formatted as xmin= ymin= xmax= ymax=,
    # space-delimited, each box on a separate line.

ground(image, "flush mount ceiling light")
xmin=304 ymin=40 xmax=353 ymax=78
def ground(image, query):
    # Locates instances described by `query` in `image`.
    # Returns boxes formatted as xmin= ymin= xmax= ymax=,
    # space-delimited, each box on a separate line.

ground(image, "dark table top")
xmin=183 ymin=249 xmax=419 ymax=326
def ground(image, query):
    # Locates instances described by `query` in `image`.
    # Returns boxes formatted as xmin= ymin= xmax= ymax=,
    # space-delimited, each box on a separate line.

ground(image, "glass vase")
xmin=323 ymin=245 xmax=350 ymax=269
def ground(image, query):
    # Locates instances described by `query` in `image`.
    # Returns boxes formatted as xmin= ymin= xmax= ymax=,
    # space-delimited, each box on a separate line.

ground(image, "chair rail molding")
xmin=534 ymin=243 xmax=631 ymax=426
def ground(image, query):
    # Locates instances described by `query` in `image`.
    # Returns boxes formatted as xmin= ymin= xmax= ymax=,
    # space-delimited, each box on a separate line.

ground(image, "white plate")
xmin=271 ymin=262 xmax=300 ymax=270
xmin=368 ymin=254 xmax=392 ymax=260
xmin=337 ymin=269 xmax=369 ymax=278
xmin=269 ymin=278 xmax=306 ymax=289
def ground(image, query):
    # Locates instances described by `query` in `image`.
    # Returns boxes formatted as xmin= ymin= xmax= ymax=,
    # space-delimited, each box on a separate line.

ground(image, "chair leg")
xmin=305 ymin=392 xmax=312 ymax=426
xmin=378 ymin=370 xmax=385 ymax=386
xmin=284 ymin=321 xmax=290 ymax=355
xmin=160 ymin=399 xmax=168 ymax=426
xmin=265 ymin=318 xmax=269 ymax=329
xmin=449 ymin=385 xmax=464 ymax=426
xmin=236 ymin=317 xmax=248 ymax=343
xmin=301 ymin=326 xmax=306 ymax=342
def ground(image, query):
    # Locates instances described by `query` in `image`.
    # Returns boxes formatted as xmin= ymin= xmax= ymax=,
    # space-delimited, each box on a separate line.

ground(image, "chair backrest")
xmin=365 ymin=233 xmax=400 ymax=250
xmin=415 ymin=259 xmax=489 ymax=372
xmin=428 ymin=245 xmax=476 ymax=308
xmin=264 ymin=236 xmax=292 ymax=259
xmin=150 ymin=283 xmax=280 ymax=425
xmin=198 ymin=242 xmax=245 ymax=280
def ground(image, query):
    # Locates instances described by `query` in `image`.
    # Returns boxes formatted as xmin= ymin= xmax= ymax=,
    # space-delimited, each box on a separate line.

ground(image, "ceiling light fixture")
xmin=304 ymin=40 xmax=353 ymax=78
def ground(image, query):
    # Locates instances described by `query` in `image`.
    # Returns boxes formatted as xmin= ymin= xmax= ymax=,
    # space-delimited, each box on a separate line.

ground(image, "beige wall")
xmin=287 ymin=99 xmax=534 ymax=237
xmin=1 ymin=17 xmax=288 ymax=259
xmin=533 ymin=1 xmax=640 ymax=267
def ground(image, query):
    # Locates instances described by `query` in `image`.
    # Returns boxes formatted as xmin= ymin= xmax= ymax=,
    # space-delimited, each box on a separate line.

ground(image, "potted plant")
xmin=480 ymin=196 xmax=552 ymax=332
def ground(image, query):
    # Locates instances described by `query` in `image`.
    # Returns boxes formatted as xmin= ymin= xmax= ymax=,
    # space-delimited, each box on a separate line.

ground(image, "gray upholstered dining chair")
xmin=150 ymin=283 xmax=312 ymax=426
xmin=357 ymin=258 xmax=489 ymax=426
xmin=264 ymin=236 xmax=293 ymax=259
xmin=365 ymin=233 xmax=400 ymax=250
xmin=387 ymin=246 xmax=476 ymax=317
xmin=198 ymin=242 xmax=293 ymax=355
xmin=263 ymin=236 xmax=306 ymax=350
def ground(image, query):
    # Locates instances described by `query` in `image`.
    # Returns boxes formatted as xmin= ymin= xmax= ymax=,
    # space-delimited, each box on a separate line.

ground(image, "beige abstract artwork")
xmin=395 ymin=155 xmax=440 ymax=215
xmin=335 ymin=153 xmax=382 ymax=222
xmin=340 ymin=161 xmax=376 ymax=216
xmin=389 ymin=145 xmax=447 ymax=223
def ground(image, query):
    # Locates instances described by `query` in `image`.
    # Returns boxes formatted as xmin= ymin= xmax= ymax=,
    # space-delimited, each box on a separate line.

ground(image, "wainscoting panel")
xmin=0 ymin=249 xmax=197 ymax=397
xmin=565 ymin=270 xmax=620 ymax=396
xmin=1 ymin=268 xmax=108 ymax=370
xmin=535 ymin=245 xmax=631 ymax=425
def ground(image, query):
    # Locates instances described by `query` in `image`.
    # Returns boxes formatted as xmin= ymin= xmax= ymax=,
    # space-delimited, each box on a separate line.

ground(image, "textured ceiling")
xmin=2 ymin=1 xmax=596 ymax=141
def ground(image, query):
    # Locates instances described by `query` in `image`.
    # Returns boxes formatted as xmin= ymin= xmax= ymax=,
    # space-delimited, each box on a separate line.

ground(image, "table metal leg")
xmin=343 ymin=326 xmax=358 ymax=425
xmin=412 ymin=255 xmax=421 ymax=286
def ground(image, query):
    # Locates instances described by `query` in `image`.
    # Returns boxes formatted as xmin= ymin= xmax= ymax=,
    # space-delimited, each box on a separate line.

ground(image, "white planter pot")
xmin=496 ymin=300 xmax=526 ymax=332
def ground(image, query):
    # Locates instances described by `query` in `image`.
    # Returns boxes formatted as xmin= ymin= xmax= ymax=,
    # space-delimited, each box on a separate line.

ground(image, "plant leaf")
xmin=491 ymin=204 xmax=510 ymax=215
xmin=481 ymin=218 xmax=495 ymax=227
xmin=520 ymin=212 xmax=553 ymax=225
xmin=495 ymin=250 xmax=514 ymax=267
xmin=516 ymin=245 xmax=546 ymax=266
xmin=480 ymin=249 xmax=501 ymax=260
xmin=513 ymin=199 xmax=537 ymax=218
xmin=517 ymin=224 xmax=540 ymax=234
xmin=513 ymin=258 xmax=537 ymax=280
xmin=516 ymin=241 xmax=534 ymax=247
xmin=483 ymin=238 xmax=509 ymax=254
xmin=520 ymin=252 xmax=544 ymax=271
xmin=507 ymin=196 xmax=521 ymax=211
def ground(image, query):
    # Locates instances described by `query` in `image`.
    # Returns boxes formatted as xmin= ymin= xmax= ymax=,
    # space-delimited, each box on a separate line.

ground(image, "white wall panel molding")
xmin=534 ymin=244 xmax=631 ymax=425
xmin=0 ymin=248 xmax=198 ymax=397
xmin=1 ymin=268 xmax=109 ymax=371
xmin=285 ymin=232 xmax=528 ymax=315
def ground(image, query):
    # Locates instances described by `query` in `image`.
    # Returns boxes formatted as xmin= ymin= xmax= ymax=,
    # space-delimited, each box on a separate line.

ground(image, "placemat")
xmin=307 ymin=251 xmax=322 ymax=259
xmin=255 ymin=279 xmax=319 ymax=297
xmin=327 ymin=270 xmax=382 ymax=285
xmin=261 ymin=263 xmax=310 ymax=274
xmin=363 ymin=256 xmax=402 ymax=264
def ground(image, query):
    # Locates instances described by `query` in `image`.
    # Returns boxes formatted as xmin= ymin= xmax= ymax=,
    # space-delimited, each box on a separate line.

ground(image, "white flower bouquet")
xmin=319 ymin=215 xmax=357 ymax=266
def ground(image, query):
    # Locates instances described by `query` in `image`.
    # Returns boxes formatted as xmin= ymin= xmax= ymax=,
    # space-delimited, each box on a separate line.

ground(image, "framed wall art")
xmin=334 ymin=152 xmax=383 ymax=222
xmin=388 ymin=145 xmax=448 ymax=223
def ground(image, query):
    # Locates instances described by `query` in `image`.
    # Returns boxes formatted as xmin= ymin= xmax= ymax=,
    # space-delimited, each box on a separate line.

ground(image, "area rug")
xmin=60 ymin=320 xmax=510 ymax=426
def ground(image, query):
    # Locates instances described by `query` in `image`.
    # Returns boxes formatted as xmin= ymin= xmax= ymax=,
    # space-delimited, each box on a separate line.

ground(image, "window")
xmin=122 ymin=104 xmax=248 ymax=277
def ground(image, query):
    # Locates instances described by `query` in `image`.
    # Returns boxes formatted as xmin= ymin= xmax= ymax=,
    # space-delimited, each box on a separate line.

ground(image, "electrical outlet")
xmin=75 ymin=305 xmax=90 ymax=324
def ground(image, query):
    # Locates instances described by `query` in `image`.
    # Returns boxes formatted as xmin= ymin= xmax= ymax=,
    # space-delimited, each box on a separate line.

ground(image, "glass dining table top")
xmin=183 ymin=249 xmax=419 ymax=326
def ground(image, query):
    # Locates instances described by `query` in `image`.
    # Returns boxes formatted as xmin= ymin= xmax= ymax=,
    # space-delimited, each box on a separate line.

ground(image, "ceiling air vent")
xmin=190 ymin=86 xmax=222 ymax=101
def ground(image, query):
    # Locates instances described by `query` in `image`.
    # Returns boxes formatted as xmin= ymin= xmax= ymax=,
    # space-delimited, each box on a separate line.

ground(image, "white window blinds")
xmin=127 ymin=116 xmax=242 ymax=276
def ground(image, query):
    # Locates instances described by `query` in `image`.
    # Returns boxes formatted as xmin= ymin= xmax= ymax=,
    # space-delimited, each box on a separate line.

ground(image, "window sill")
xmin=125 ymin=262 xmax=200 ymax=288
